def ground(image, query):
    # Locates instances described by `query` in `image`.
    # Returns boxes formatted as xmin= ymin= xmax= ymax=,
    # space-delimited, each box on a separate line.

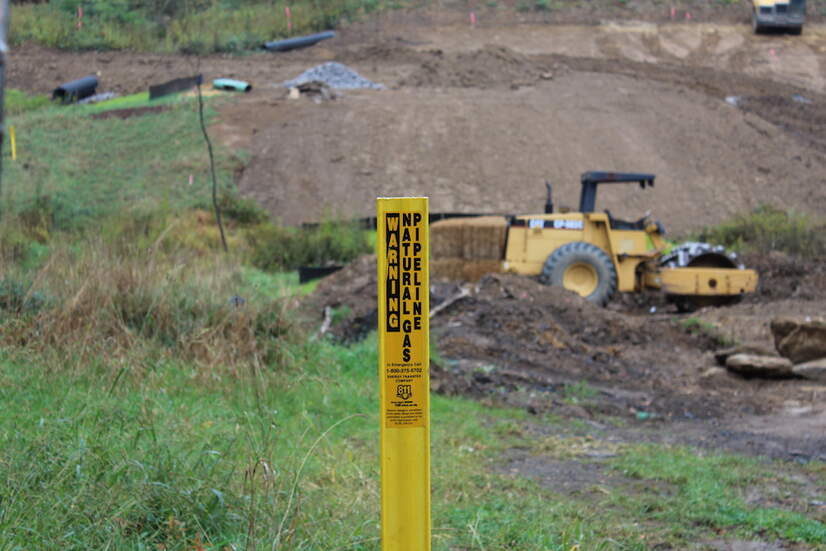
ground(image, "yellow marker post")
xmin=9 ymin=126 xmax=16 ymax=161
xmin=376 ymin=197 xmax=431 ymax=551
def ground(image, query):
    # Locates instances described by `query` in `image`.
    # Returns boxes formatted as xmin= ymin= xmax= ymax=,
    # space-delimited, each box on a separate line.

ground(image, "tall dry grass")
xmin=0 ymin=235 xmax=300 ymax=376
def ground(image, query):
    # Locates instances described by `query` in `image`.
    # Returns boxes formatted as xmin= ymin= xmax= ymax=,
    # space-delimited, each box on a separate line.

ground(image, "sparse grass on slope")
xmin=3 ymin=95 xmax=237 ymax=232
xmin=1 ymin=91 xmax=372 ymax=271
xmin=612 ymin=446 xmax=826 ymax=545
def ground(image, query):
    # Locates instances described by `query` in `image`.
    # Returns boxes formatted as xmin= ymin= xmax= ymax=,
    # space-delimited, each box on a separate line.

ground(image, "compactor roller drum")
xmin=540 ymin=242 xmax=618 ymax=305
xmin=659 ymin=242 xmax=742 ymax=312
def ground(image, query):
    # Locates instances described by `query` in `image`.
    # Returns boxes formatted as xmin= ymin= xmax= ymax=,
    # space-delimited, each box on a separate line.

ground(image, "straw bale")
xmin=431 ymin=223 xmax=465 ymax=258
xmin=431 ymin=216 xmax=508 ymax=261
xmin=432 ymin=257 xmax=503 ymax=282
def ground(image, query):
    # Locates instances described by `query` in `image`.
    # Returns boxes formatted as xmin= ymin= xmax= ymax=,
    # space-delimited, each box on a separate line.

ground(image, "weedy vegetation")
xmin=678 ymin=316 xmax=736 ymax=347
xmin=700 ymin=204 xmax=826 ymax=258
xmin=11 ymin=0 xmax=415 ymax=54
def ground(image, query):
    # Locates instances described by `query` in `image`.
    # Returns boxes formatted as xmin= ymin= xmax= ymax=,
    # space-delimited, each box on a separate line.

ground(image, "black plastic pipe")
xmin=52 ymin=75 xmax=98 ymax=104
xmin=262 ymin=31 xmax=335 ymax=52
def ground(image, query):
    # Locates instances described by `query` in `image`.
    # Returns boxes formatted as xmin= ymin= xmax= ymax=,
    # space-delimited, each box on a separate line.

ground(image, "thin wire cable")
xmin=196 ymin=80 xmax=228 ymax=253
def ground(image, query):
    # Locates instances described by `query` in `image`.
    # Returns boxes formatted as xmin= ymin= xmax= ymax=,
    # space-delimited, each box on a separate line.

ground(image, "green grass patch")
xmin=85 ymin=91 xmax=152 ymax=111
xmin=1 ymin=312 xmax=824 ymax=549
xmin=0 ymin=334 xmax=649 ymax=550
xmin=1 ymin=96 xmax=371 ymax=270
xmin=679 ymin=316 xmax=735 ymax=347
xmin=562 ymin=380 xmax=598 ymax=404
xmin=3 ymin=96 xmax=238 ymax=233
xmin=239 ymin=266 xmax=321 ymax=299
xmin=611 ymin=446 xmax=826 ymax=544
xmin=5 ymin=89 xmax=51 ymax=116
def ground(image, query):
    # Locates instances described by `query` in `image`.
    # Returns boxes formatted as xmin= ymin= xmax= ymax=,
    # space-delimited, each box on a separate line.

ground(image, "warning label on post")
xmin=378 ymin=206 xmax=429 ymax=429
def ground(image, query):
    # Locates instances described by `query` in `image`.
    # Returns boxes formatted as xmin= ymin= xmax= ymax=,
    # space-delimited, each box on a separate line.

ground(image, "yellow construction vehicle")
xmin=751 ymin=0 xmax=805 ymax=34
xmin=431 ymin=171 xmax=758 ymax=311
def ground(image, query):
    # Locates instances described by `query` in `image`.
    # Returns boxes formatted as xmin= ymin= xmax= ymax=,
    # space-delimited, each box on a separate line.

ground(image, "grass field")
xmin=2 ymin=331 xmax=824 ymax=549
xmin=3 ymin=92 xmax=235 ymax=232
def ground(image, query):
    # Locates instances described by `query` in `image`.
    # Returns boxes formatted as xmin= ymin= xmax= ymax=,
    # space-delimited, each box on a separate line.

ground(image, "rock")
xmin=726 ymin=354 xmax=793 ymax=377
xmin=701 ymin=366 xmax=733 ymax=379
xmin=770 ymin=317 xmax=799 ymax=342
xmin=714 ymin=344 xmax=778 ymax=366
xmin=699 ymin=366 xmax=742 ymax=387
xmin=792 ymin=357 xmax=826 ymax=382
xmin=770 ymin=317 xmax=826 ymax=364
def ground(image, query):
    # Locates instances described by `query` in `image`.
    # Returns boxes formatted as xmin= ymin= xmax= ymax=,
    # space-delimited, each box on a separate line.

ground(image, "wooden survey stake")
xmin=377 ymin=197 xmax=431 ymax=551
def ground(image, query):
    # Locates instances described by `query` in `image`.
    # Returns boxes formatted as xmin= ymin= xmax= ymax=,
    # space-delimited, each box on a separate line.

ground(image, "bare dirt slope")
xmin=228 ymin=15 xmax=826 ymax=232
xmin=10 ymin=10 xmax=826 ymax=233
xmin=237 ymin=67 xmax=823 ymax=232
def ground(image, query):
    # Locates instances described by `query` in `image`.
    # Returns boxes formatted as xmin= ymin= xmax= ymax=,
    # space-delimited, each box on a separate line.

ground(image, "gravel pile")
xmin=283 ymin=62 xmax=384 ymax=90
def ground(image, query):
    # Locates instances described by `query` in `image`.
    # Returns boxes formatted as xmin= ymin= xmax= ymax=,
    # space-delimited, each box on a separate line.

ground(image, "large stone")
xmin=770 ymin=317 xmax=800 ymax=343
xmin=726 ymin=353 xmax=794 ymax=377
xmin=714 ymin=344 xmax=778 ymax=367
xmin=792 ymin=358 xmax=826 ymax=383
xmin=770 ymin=317 xmax=826 ymax=364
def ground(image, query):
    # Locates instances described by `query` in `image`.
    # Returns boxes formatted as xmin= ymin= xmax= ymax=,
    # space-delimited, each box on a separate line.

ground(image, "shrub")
xmin=247 ymin=220 xmax=371 ymax=272
xmin=0 ymin=277 xmax=48 ymax=316
xmin=215 ymin=192 xmax=270 ymax=225
xmin=0 ymin=240 xmax=300 ymax=371
xmin=701 ymin=205 xmax=826 ymax=258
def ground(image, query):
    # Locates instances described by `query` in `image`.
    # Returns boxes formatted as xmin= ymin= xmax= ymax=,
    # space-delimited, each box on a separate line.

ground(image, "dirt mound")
xmin=339 ymin=42 xmax=427 ymax=65
xmin=741 ymin=254 xmax=826 ymax=302
xmin=300 ymin=255 xmax=379 ymax=343
xmin=400 ymin=45 xmax=558 ymax=88
xmin=300 ymin=256 xmax=822 ymax=420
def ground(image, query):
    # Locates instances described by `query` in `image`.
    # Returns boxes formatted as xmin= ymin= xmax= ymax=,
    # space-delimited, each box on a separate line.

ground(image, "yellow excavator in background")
xmin=430 ymin=171 xmax=759 ymax=311
xmin=751 ymin=0 xmax=805 ymax=34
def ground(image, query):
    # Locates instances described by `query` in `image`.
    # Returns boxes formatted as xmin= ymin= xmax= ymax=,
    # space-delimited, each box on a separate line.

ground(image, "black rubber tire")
xmin=789 ymin=25 xmax=803 ymax=35
xmin=539 ymin=242 xmax=617 ymax=306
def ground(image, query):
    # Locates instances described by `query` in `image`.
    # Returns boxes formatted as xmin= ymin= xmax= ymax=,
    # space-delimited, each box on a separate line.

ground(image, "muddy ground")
xmin=302 ymin=254 xmax=826 ymax=463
